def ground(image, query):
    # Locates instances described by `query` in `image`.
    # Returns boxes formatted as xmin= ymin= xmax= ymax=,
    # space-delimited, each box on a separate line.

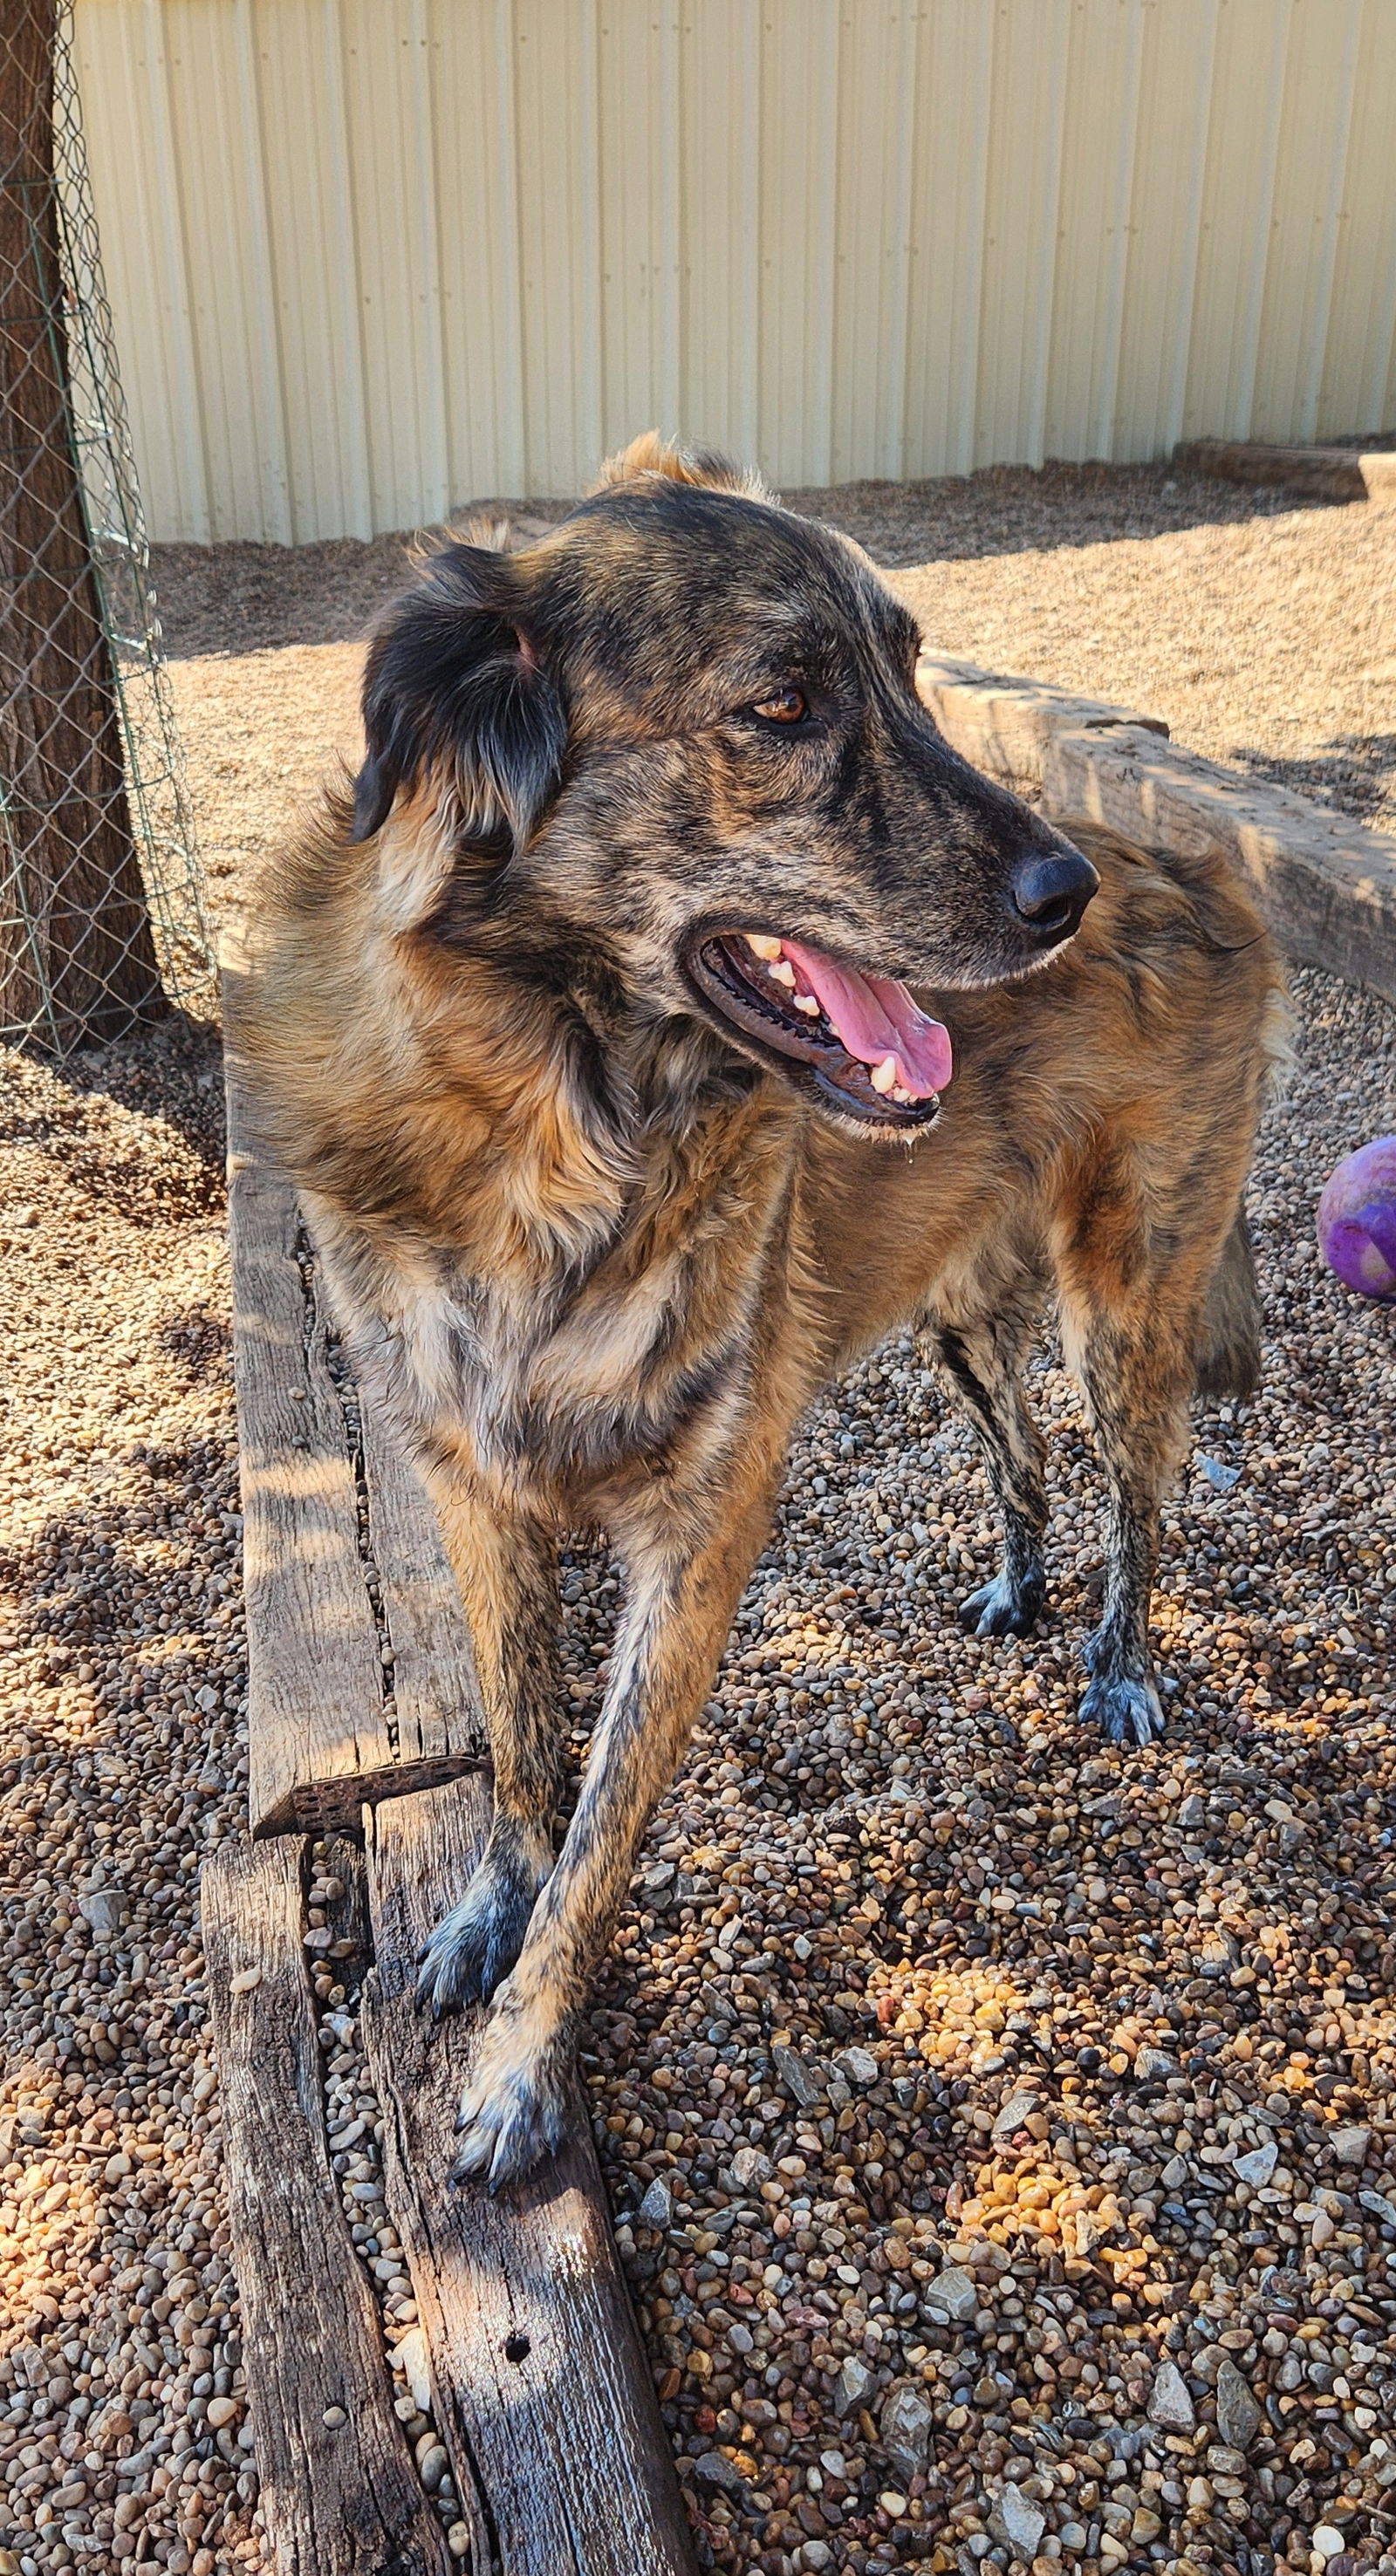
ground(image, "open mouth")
xmin=686 ymin=930 xmax=952 ymax=1126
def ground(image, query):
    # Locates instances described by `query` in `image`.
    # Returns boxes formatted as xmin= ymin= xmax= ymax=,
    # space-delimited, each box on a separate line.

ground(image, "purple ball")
xmin=1317 ymin=1135 xmax=1396 ymax=1302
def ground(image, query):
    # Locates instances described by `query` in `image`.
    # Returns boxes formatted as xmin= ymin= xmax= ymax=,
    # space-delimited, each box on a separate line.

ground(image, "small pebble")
xmin=1147 ymin=2361 xmax=1195 ymax=2431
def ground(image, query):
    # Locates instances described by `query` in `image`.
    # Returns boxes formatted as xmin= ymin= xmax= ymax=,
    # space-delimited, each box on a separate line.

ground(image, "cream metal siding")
xmin=72 ymin=0 xmax=1396 ymax=543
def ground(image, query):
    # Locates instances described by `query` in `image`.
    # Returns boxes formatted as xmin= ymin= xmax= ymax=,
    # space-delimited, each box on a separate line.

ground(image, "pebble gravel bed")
xmin=573 ymin=967 xmax=1396 ymax=2576
xmin=1 ymin=467 xmax=1393 ymax=2576
xmin=0 ymin=1025 xmax=257 ymax=2576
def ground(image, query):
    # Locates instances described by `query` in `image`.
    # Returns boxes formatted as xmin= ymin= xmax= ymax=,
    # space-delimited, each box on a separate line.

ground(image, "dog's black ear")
xmin=351 ymin=543 xmax=565 ymax=846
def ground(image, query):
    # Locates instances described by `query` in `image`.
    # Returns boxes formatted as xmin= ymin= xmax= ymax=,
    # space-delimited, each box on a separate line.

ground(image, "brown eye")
xmin=751 ymin=687 xmax=808 ymax=725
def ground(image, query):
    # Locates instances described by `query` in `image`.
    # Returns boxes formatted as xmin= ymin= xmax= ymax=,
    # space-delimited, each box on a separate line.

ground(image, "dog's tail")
xmin=1194 ymin=1208 xmax=1262 ymax=1402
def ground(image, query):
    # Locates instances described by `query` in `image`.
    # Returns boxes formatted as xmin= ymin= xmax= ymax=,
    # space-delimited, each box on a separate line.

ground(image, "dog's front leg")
xmin=414 ymin=1470 xmax=565 ymax=2015
xmin=450 ymin=1457 xmax=783 ymax=2188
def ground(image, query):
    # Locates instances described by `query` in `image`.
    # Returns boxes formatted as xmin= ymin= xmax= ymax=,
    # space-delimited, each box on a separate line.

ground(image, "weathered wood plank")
xmin=361 ymin=1779 xmax=698 ymax=2576
xmin=202 ymin=1837 xmax=454 ymax=2576
xmin=1173 ymin=440 xmax=1396 ymax=505
xmin=359 ymin=1384 xmax=487 ymax=1772
xmin=918 ymin=652 xmax=1396 ymax=1006
xmin=1173 ymin=438 xmax=1369 ymax=499
xmin=223 ymin=990 xmax=479 ymax=1832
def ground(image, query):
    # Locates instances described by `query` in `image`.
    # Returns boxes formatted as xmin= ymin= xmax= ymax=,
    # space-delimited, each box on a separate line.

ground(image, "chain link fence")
xmin=1 ymin=0 xmax=210 ymax=1058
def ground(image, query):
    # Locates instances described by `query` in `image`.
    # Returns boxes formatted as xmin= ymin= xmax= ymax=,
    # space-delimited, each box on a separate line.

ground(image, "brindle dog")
xmin=243 ymin=436 xmax=1285 ymax=2184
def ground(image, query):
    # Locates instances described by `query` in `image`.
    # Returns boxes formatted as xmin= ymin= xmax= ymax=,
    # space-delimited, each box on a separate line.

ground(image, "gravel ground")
xmin=2 ymin=461 xmax=1394 ymax=2576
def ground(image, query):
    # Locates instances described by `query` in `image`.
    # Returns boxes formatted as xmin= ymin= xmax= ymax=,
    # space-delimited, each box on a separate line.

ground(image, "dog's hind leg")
xmin=920 ymin=1266 xmax=1049 ymax=1638
xmin=414 ymin=1470 xmax=565 ymax=2016
xmin=1055 ymin=1195 xmax=1221 ymax=1750
xmin=449 ymin=1444 xmax=785 ymax=2188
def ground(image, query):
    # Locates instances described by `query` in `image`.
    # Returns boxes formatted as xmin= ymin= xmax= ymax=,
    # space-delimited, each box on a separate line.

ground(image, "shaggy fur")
xmin=242 ymin=435 xmax=1286 ymax=2185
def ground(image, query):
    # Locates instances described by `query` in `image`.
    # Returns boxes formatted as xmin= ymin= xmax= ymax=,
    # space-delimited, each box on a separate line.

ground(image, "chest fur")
xmin=312 ymin=1137 xmax=794 ymax=1495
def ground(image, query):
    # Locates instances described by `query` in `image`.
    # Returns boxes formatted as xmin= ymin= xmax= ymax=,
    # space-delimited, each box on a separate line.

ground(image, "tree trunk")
xmin=0 ymin=0 xmax=164 ymax=1047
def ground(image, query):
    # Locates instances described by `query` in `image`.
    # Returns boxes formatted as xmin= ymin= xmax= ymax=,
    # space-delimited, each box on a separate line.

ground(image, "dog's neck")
xmin=392 ymin=932 xmax=785 ymax=1291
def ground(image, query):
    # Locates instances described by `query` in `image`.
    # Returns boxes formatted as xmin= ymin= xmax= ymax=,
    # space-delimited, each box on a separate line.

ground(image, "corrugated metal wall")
xmin=72 ymin=0 xmax=1396 ymax=544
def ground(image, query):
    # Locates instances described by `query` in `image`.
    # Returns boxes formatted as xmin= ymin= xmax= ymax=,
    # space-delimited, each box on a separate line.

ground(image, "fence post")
xmin=0 ymin=0 xmax=165 ymax=1049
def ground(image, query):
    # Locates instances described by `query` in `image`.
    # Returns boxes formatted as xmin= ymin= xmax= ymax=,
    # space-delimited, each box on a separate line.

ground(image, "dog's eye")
xmin=750 ymin=687 xmax=809 ymax=726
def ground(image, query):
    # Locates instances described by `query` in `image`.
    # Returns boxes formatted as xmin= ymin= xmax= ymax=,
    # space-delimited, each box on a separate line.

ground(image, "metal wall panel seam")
xmin=1325 ymin=0 xmax=1396 ymax=438
xmin=1295 ymin=0 xmax=1363 ymax=444
xmin=232 ymin=0 xmax=293 ymax=545
xmin=1023 ymin=0 xmax=1071 ymax=469
xmin=1358 ymin=0 xmax=1396 ymax=430
xmin=736 ymin=0 xmax=761 ymax=468
xmin=1235 ymin=0 xmax=1291 ymax=445
xmin=656 ymin=0 xmax=681 ymax=438
xmin=953 ymin=0 xmax=994 ymax=481
xmin=494 ymin=0 xmax=529 ymax=494
xmin=318 ymin=0 xmax=373 ymax=538
xmin=407 ymin=0 xmax=451 ymax=523
xmin=1091 ymin=0 xmax=1146 ymax=465
xmin=880 ymin=0 xmax=919 ymax=482
xmin=576 ymin=0 xmax=605 ymax=487
xmin=809 ymin=0 xmax=840 ymax=487
xmin=138 ymin=0 xmax=210 ymax=542
xmin=1160 ymin=0 xmax=1222 ymax=457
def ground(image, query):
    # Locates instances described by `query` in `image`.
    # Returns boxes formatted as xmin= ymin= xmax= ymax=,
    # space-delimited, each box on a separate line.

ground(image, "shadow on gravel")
xmin=1 ymin=1013 xmax=227 ymax=1223
xmin=0 ymin=1431 xmax=240 ymax=1773
xmin=148 ymin=462 xmax=1342 ymax=655
xmin=1228 ymin=733 xmax=1396 ymax=827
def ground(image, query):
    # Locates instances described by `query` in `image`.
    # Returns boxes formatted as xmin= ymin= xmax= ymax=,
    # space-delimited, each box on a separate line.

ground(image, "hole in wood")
xmin=503 ymin=2331 xmax=530 ymax=2365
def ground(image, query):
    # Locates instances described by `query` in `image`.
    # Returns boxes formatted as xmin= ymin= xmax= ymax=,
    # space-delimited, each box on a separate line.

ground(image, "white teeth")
xmin=769 ymin=960 xmax=797 ymax=987
xmin=870 ymin=1055 xmax=899 ymax=1095
xmin=745 ymin=933 xmax=784 ymax=960
xmin=792 ymin=992 xmax=819 ymax=1015
xmin=892 ymin=1084 xmax=914 ymax=1104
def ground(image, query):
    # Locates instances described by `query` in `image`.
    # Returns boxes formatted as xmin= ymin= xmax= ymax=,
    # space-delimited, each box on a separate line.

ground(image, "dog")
xmin=243 ymin=434 xmax=1286 ymax=2185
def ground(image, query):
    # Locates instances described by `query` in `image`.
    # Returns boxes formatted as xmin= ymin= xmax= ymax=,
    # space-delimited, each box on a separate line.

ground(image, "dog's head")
xmin=352 ymin=435 xmax=1097 ymax=1135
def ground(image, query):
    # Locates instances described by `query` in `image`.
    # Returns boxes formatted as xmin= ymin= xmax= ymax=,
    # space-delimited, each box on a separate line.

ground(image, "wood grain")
xmin=359 ymin=1382 xmax=487 ymax=1773
xmin=360 ymin=1779 xmax=698 ymax=2576
xmin=224 ymin=1007 xmax=479 ymax=1832
xmin=918 ymin=652 xmax=1396 ymax=1006
xmin=202 ymin=1837 xmax=454 ymax=2576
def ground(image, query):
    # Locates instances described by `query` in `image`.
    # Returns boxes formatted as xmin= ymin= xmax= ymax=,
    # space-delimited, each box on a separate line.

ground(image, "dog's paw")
xmin=1078 ymin=1671 xmax=1165 ymax=1748
xmin=415 ymin=1835 xmax=549 ymax=2018
xmin=449 ymin=2003 xmax=570 ymax=2190
xmin=958 ymin=1562 xmax=1044 ymax=1638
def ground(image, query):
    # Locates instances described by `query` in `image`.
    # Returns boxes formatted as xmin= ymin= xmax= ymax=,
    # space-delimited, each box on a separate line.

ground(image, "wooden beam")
xmin=361 ymin=1778 xmax=699 ymax=2576
xmin=222 ymin=994 xmax=482 ymax=1834
xmin=1173 ymin=439 xmax=1396 ymax=506
xmin=918 ymin=652 xmax=1396 ymax=1007
xmin=202 ymin=1837 xmax=455 ymax=2576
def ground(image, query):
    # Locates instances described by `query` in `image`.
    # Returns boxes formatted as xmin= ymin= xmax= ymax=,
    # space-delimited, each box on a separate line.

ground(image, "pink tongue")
xmin=779 ymin=940 xmax=953 ymax=1097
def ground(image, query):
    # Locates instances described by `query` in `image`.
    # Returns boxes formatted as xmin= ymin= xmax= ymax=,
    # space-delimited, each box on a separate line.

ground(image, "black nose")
xmin=1009 ymin=844 xmax=1098 ymax=942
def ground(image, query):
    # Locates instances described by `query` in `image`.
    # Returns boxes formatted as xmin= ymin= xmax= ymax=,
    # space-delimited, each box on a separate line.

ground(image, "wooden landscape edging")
xmin=202 ymin=1838 xmax=454 ymax=2576
xmin=361 ymin=1779 xmax=701 ymax=2576
xmin=223 ymin=981 xmax=483 ymax=1835
xmin=917 ymin=651 xmax=1396 ymax=1008
xmin=1174 ymin=438 xmax=1396 ymax=505
xmin=213 ymin=996 xmax=699 ymax=2576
